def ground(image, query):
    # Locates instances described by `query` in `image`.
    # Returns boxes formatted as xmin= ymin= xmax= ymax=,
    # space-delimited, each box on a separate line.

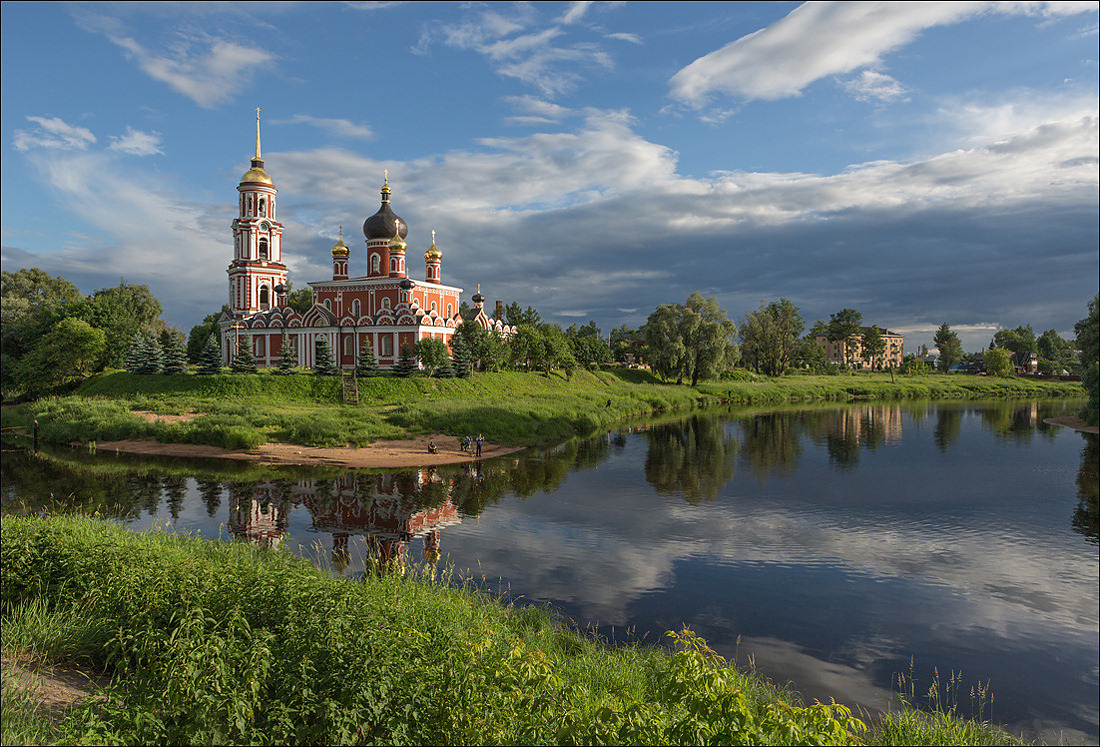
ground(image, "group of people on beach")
xmin=428 ymin=433 xmax=483 ymax=458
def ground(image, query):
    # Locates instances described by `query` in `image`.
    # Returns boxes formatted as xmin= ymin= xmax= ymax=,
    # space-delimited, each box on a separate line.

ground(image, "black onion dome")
xmin=399 ymin=279 xmax=415 ymax=290
xmin=363 ymin=202 xmax=407 ymax=240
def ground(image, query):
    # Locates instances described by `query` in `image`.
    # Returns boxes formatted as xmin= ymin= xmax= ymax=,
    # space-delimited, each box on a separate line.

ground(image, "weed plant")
xmin=3 ymin=515 xmax=870 ymax=745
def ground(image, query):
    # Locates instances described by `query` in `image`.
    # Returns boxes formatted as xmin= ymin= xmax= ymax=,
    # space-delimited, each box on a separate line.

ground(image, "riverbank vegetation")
xmin=0 ymin=368 xmax=1083 ymax=453
xmin=1 ymin=515 xmax=1023 ymax=746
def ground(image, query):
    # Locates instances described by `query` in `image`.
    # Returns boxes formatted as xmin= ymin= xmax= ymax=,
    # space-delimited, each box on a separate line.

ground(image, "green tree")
xmin=415 ymin=337 xmax=449 ymax=376
xmin=231 ymin=335 xmax=257 ymax=373
xmin=197 ymin=335 xmax=222 ymax=375
xmin=13 ymin=317 xmax=106 ymax=397
xmin=451 ymin=333 xmax=472 ymax=378
xmin=75 ymin=281 xmax=164 ymax=369
xmin=861 ymin=325 xmax=886 ymax=370
xmin=509 ymin=324 xmax=541 ymax=372
xmin=1037 ymin=328 xmax=1072 ymax=374
xmin=826 ymin=308 xmax=863 ymax=369
xmin=933 ymin=323 xmax=963 ymax=372
xmin=286 ymin=285 xmax=313 ymax=313
xmin=354 ymin=342 xmax=378 ymax=377
xmin=983 ymin=347 xmax=1014 ymax=377
xmin=313 ymin=337 xmax=337 ymax=376
xmin=2 ymin=268 xmax=85 ymax=393
xmin=505 ymin=302 xmax=541 ymax=327
xmin=160 ymin=330 xmax=188 ymax=374
xmin=535 ymin=324 xmax=576 ymax=376
xmin=275 ymin=334 xmax=298 ymax=375
xmin=392 ymin=344 xmax=416 ymax=377
xmin=992 ymin=324 xmax=1037 ymax=358
xmin=739 ymin=298 xmax=805 ymax=377
xmin=644 ymin=294 xmax=737 ymax=386
xmin=1075 ymin=293 xmax=1099 ymax=424
xmin=899 ymin=354 xmax=930 ymax=376
xmin=188 ymin=306 xmax=229 ymax=363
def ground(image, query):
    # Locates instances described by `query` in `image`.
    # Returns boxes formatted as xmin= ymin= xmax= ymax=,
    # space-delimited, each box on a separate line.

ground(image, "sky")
xmin=1 ymin=1 xmax=1097 ymax=353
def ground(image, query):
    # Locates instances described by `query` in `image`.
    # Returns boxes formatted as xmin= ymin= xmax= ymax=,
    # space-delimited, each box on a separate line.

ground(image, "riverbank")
xmin=1044 ymin=414 xmax=1099 ymax=434
xmin=1 ymin=515 xmax=1021 ymax=746
xmin=0 ymin=368 xmax=1083 ymax=467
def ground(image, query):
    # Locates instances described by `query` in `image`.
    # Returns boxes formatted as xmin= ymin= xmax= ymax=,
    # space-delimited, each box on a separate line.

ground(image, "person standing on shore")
xmin=476 ymin=433 xmax=483 ymax=458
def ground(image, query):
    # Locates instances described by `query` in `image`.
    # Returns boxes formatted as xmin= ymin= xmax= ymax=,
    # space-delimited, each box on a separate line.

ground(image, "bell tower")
xmin=228 ymin=108 xmax=287 ymax=317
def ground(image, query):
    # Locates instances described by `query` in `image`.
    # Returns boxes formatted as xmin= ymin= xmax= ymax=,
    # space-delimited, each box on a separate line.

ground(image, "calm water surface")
xmin=3 ymin=400 xmax=1097 ymax=743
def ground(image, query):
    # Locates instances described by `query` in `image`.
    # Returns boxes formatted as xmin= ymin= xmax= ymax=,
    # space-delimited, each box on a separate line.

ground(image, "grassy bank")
xmin=0 ymin=368 xmax=1082 ymax=452
xmin=1 ymin=515 xmax=1021 ymax=746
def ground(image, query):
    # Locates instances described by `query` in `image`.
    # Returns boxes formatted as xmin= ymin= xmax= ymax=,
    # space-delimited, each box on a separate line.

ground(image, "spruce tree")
xmin=355 ymin=342 xmax=380 ymax=377
xmin=392 ymin=344 xmax=416 ymax=377
xmin=124 ymin=332 xmax=144 ymax=373
xmin=313 ymin=336 xmax=337 ymax=376
xmin=437 ymin=355 xmax=455 ymax=378
xmin=198 ymin=334 xmax=222 ymax=375
xmin=231 ymin=336 xmax=258 ymax=373
xmin=136 ymin=331 xmax=163 ymax=375
xmin=451 ymin=333 xmax=472 ymax=378
xmin=275 ymin=334 xmax=298 ymax=375
xmin=161 ymin=333 xmax=188 ymax=374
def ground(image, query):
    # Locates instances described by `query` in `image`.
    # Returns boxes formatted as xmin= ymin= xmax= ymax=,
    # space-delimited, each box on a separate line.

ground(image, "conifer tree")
xmin=355 ymin=342 xmax=379 ymax=377
xmin=161 ymin=333 xmax=188 ymax=374
xmin=136 ymin=331 xmax=163 ymax=374
xmin=313 ymin=336 xmax=337 ymax=376
xmin=275 ymin=334 xmax=297 ymax=375
xmin=124 ymin=332 xmax=144 ymax=373
xmin=451 ymin=333 xmax=472 ymax=378
xmin=231 ymin=335 xmax=258 ymax=373
xmin=392 ymin=344 xmax=416 ymax=377
xmin=198 ymin=334 xmax=222 ymax=375
xmin=437 ymin=354 xmax=455 ymax=378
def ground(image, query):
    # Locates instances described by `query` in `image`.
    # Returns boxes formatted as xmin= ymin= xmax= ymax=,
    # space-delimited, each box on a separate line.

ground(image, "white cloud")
xmin=559 ymin=1 xmax=594 ymax=26
xmin=669 ymin=1 xmax=1098 ymax=106
xmin=840 ymin=70 xmax=909 ymax=103
xmin=13 ymin=116 xmax=96 ymax=152
xmin=605 ymin=32 xmax=642 ymax=44
xmin=416 ymin=5 xmax=617 ymax=96
xmin=275 ymin=115 xmax=374 ymax=140
xmin=108 ymin=127 xmax=164 ymax=156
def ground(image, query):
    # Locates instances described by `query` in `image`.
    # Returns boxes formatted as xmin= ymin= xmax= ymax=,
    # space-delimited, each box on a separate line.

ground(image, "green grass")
xmin=0 ymin=368 xmax=1082 ymax=454
xmin=2 ymin=515 xmax=1026 ymax=746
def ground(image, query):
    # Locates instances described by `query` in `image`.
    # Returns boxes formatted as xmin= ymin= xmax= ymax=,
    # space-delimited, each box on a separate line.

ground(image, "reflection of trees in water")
xmin=163 ymin=476 xmax=185 ymax=521
xmin=933 ymin=407 xmax=963 ymax=452
xmin=196 ymin=479 xmax=222 ymax=517
xmin=128 ymin=474 xmax=164 ymax=516
xmin=1 ymin=451 xmax=134 ymax=518
xmin=738 ymin=412 xmax=803 ymax=481
xmin=1073 ymin=434 xmax=1098 ymax=544
xmin=644 ymin=416 xmax=737 ymax=503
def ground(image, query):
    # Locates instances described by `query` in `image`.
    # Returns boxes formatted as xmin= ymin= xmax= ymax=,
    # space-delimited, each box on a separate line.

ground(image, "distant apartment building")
xmin=815 ymin=327 xmax=904 ymax=369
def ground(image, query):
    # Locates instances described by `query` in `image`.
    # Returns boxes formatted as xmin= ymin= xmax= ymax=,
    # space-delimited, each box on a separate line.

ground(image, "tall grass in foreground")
xmin=1 ymin=516 xmax=1027 ymax=746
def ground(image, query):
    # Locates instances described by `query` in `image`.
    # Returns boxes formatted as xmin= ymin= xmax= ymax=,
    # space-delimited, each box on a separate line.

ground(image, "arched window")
xmin=343 ymin=335 xmax=353 ymax=357
xmin=381 ymin=298 xmax=390 ymax=310
xmin=447 ymin=303 xmax=453 ymax=317
xmin=255 ymin=336 xmax=266 ymax=357
xmin=259 ymin=198 xmax=266 ymax=217
xmin=258 ymin=238 xmax=269 ymax=260
xmin=381 ymin=335 xmax=393 ymax=357
xmin=371 ymin=253 xmax=381 ymax=274
xmin=323 ymin=299 xmax=331 ymax=311
xmin=259 ymin=285 xmax=270 ymax=311
xmin=430 ymin=301 xmax=437 ymax=312
xmin=352 ymin=299 xmax=360 ymax=317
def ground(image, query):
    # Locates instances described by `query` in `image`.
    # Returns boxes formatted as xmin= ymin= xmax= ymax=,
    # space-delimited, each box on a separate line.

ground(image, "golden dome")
xmin=424 ymin=229 xmax=442 ymax=261
xmin=240 ymin=164 xmax=273 ymax=185
xmin=388 ymin=227 xmax=407 ymax=253
xmin=331 ymin=237 xmax=350 ymax=258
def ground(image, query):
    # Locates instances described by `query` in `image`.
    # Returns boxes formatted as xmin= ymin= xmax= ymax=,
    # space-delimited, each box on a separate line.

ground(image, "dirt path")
xmin=93 ymin=432 xmax=523 ymax=469
xmin=1 ymin=654 xmax=106 ymax=724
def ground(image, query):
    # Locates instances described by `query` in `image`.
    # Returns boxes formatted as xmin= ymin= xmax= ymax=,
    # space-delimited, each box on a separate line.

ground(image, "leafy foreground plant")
xmin=2 ymin=515 xmax=868 ymax=746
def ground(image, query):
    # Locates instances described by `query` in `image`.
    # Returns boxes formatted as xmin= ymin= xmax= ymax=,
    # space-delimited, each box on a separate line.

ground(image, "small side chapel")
xmin=219 ymin=113 xmax=512 ymax=369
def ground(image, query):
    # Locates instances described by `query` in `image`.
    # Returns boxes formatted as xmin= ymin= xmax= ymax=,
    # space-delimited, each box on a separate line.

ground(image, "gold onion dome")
xmin=388 ymin=226 xmax=407 ymax=253
xmin=425 ymin=229 xmax=442 ymax=261
xmin=242 ymin=108 xmax=274 ymax=185
xmin=331 ymin=229 xmax=350 ymax=258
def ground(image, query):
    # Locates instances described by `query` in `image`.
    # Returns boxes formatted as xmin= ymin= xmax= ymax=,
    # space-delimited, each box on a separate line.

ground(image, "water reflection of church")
xmin=227 ymin=470 xmax=459 ymax=574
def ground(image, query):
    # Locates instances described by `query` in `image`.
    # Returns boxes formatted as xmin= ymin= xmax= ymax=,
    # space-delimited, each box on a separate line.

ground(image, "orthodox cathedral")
xmin=219 ymin=113 xmax=511 ymax=369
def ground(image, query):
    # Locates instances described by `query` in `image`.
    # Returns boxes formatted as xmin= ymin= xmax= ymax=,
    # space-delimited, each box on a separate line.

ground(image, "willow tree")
xmin=644 ymin=293 xmax=738 ymax=386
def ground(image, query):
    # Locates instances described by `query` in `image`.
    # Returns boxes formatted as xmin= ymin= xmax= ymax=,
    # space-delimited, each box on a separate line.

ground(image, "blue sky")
xmin=2 ymin=1 xmax=1097 ymax=352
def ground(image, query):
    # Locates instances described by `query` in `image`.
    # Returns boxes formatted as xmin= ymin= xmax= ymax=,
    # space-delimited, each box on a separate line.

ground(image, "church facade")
xmin=219 ymin=115 xmax=510 ymax=369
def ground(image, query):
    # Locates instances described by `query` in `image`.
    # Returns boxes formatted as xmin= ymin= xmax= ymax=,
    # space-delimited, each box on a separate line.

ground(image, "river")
xmin=2 ymin=399 xmax=1097 ymax=743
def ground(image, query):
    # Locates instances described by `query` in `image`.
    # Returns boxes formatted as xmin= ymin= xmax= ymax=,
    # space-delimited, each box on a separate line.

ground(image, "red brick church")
xmin=220 ymin=113 xmax=511 ymax=368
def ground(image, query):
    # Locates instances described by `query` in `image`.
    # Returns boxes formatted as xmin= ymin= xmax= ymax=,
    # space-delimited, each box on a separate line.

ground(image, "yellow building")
xmin=815 ymin=327 xmax=903 ymax=369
